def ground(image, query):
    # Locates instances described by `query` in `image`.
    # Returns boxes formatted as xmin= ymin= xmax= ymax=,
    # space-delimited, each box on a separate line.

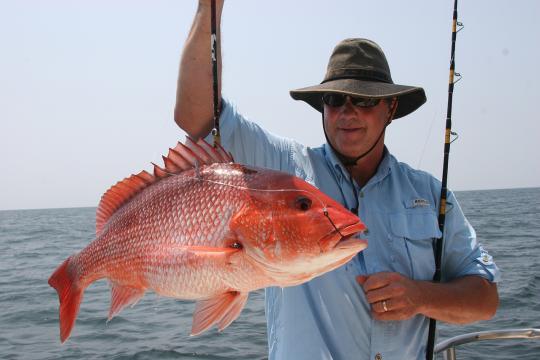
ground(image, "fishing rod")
xmin=210 ymin=0 xmax=221 ymax=146
xmin=425 ymin=0 xmax=463 ymax=359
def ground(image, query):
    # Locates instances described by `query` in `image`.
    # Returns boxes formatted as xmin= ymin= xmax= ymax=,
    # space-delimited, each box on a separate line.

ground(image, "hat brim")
xmin=289 ymin=78 xmax=426 ymax=119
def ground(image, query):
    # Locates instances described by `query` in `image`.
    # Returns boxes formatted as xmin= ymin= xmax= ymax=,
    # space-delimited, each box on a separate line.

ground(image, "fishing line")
xmin=210 ymin=0 xmax=221 ymax=146
xmin=203 ymin=0 xmax=360 ymax=244
xmin=158 ymin=166 xmax=326 ymax=206
xmin=157 ymin=163 xmax=343 ymax=223
xmin=179 ymin=172 xmax=348 ymax=238
xmin=417 ymin=111 xmax=437 ymax=169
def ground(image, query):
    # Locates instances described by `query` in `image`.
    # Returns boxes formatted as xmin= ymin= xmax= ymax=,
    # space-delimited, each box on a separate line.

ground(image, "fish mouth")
xmin=320 ymin=221 xmax=367 ymax=253
xmin=246 ymin=221 xmax=367 ymax=287
xmin=334 ymin=235 xmax=368 ymax=251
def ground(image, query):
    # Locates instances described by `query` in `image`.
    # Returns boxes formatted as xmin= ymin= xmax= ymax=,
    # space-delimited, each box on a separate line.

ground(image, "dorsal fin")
xmin=95 ymin=139 xmax=234 ymax=237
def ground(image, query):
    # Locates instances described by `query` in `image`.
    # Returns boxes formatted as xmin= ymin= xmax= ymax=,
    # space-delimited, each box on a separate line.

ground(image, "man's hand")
xmin=357 ymin=272 xmax=499 ymax=324
xmin=357 ymin=272 xmax=424 ymax=321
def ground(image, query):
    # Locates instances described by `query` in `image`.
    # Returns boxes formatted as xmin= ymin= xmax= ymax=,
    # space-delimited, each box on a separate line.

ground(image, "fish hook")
xmin=322 ymin=207 xmax=345 ymax=238
xmin=194 ymin=160 xmax=202 ymax=181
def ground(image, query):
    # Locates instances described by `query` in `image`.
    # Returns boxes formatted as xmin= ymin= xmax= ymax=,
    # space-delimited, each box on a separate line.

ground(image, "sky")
xmin=1 ymin=0 xmax=539 ymax=211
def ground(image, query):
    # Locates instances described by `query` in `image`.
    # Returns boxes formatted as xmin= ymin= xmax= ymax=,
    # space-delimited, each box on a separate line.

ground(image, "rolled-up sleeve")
xmin=441 ymin=191 xmax=501 ymax=283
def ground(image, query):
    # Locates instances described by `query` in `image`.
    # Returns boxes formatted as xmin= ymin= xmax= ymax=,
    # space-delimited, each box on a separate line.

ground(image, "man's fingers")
xmin=360 ymin=272 xmax=397 ymax=291
xmin=365 ymin=286 xmax=393 ymax=305
xmin=371 ymin=298 xmax=407 ymax=313
xmin=356 ymin=275 xmax=368 ymax=285
xmin=372 ymin=299 xmax=390 ymax=313
xmin=357 ymin=272 xmax=420 ymax=321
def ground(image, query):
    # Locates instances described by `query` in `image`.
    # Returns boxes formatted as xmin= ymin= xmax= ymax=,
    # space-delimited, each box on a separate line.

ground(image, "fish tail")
xmin=48 ymin=256 xmax=84 ymax=343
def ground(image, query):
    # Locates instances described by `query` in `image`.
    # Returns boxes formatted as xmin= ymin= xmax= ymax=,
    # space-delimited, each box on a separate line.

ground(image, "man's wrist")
xmin=414 ymin=280 xmax=436 ymax=316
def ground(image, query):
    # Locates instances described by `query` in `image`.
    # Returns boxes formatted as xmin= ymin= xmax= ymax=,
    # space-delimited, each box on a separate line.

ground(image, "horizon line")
xmin=1 ymin=185 xmax=538 ymax=212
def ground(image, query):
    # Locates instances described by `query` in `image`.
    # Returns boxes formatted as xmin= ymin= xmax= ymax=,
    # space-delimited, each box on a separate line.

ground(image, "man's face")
xmin=323 ymin=96 xmax=393 ymax=159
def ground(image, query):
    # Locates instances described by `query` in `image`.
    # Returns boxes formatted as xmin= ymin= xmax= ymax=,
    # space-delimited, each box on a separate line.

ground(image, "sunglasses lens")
xmin=351 ymin=98 xmax=380 ymax=107
xmin=322 ymin=93 xmax=347 ymax=107
xmin=322 ymin=93 xmax=380 ymax=108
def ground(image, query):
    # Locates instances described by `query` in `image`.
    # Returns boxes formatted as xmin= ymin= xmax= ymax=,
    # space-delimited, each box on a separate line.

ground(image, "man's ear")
xmin=387 ymin=98 xmax=398 ymax=125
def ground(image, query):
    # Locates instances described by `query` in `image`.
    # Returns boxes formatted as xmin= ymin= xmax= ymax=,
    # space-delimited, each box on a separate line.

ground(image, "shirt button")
xmin=375 ymin=353 xmax=382 ymax=360
xmin=359 ymin=191 xmax=364 ymax=198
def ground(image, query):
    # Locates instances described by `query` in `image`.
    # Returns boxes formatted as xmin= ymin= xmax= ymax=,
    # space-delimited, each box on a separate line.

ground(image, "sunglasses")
xmin=322 ymin=93 xmax=381 ymax=108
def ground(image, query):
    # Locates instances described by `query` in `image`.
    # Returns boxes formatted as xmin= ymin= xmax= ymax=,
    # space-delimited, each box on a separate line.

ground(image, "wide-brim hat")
xmin=290 ymin=38 xmax=426 ymax=119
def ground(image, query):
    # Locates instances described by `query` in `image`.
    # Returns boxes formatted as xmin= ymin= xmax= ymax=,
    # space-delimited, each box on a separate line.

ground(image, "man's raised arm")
xmin=174 ymin=0 xmax=224 ymax=139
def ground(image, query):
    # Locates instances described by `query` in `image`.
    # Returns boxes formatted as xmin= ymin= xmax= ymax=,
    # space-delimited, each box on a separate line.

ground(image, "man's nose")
xmin=340 ymin=97 xmax=357 ymax=113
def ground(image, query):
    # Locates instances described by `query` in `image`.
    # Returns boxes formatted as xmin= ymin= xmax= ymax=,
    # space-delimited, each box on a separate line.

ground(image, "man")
xmin=174 ymin=1 xmax=500 ymax=359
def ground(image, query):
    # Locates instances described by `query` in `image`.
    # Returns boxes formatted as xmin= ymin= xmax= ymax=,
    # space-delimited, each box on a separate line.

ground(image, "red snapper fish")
xmin=48 ymin=138 xmax=367 ymax=343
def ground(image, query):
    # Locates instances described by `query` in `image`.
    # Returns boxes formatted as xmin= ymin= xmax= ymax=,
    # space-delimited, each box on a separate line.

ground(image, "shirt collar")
xmin=323 ymin=143 xmax=393 ymax=188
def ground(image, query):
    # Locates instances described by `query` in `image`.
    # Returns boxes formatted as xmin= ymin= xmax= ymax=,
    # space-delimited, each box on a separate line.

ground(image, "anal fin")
xmin=108 ymin=283 xmax=145 ymax=321
xmin=191 ymin=291 xmax=249 ymax=336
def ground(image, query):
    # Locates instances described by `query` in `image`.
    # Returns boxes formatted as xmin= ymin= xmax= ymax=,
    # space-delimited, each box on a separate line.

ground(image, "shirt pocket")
xmin=389 ymin=211 xmax=442 ymax=281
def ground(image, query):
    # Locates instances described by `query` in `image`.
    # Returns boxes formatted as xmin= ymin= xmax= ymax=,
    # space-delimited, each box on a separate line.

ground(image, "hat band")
xmin=322 ymin=68 xmax=392 ymax=84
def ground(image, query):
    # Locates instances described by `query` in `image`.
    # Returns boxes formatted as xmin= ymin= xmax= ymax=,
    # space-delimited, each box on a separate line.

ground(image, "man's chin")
xmin=333 ymin=145 xmax=365 ymax=159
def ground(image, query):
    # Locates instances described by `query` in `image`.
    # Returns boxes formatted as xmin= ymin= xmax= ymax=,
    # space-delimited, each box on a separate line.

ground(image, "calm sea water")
xmin=1 ymin=188 xmax=539 ymax=359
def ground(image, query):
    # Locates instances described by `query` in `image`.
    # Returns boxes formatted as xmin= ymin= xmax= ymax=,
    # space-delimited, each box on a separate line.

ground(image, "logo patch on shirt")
xmin=412 ymin=198 xmax=430 ymax=208
xmin=477 ymin=247 xmax=494 ymax=266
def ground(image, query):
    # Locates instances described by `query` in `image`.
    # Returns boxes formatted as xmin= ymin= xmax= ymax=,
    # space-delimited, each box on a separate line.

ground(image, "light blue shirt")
xmin=208 ymin=99 xmax=500 ymax=360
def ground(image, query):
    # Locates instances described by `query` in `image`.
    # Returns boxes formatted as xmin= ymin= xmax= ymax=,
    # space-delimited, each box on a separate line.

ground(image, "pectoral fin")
xmin=191 ymin=291 xmax=249 ymax=336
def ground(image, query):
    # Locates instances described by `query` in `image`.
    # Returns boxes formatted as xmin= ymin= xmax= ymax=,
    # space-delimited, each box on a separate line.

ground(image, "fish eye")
xmin=230 ymin=242 xmax=243 ymax=250
xmin=295 ymin=196 xmax=312 ymax=211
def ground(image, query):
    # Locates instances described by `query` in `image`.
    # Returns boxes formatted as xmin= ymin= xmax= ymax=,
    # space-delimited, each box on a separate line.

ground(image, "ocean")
xmin=1 ymin=187 xmax=539 ymax=359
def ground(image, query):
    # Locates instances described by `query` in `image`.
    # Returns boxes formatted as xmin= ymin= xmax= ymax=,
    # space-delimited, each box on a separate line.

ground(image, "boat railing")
xmin=435 ymin=328 xmax=540 ymax=360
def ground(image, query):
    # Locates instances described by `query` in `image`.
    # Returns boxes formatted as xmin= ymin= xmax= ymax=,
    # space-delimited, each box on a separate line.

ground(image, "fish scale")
xmin=49 ymin=138 xmax=367 ymax=342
